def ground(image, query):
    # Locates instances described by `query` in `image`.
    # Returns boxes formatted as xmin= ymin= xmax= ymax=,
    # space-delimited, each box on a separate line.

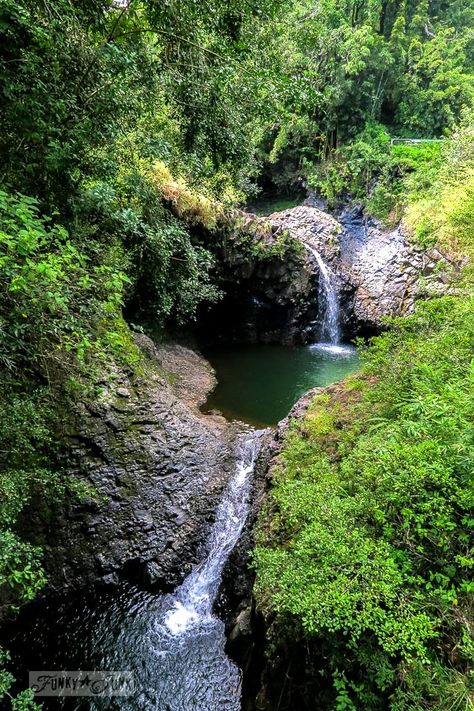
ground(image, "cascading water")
xmin=74 ymin=430 xmax=264 ymax=711
xmin=4 ymin=431 xmax=265 ymax=711
xmin=165 ymin=431 xmax=262 ymax=637
xmin=306 ymin=245 xmax=340 ymax=344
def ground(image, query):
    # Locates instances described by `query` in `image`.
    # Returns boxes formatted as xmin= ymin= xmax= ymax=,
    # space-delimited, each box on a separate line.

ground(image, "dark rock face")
xmin=338 ymin=205 xmax=454 ymax=332
xmin=201 ymin=204 xmax=455 ymax=346
xmin=198 ymin=203 xmax=455 ymax=345
xmin=28 ymin=336 xmax=241 ymax=593
xmin=199 ymin=215 xmax=315 ymax=344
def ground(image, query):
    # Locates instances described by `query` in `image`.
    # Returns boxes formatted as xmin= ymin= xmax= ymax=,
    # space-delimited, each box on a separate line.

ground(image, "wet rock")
xmin=199 ymin=203 xmax=456 ymax=346
xmin=265 ymin=205 xmax=458 ymax=336
xmin=269 ymin=206 xmax=342 ymax=262
xmin=233 ymin=607 xmax=252 ymax=638
xmin=154 ymin=342 xmax=218 ymax=411
xmin=195 ymin=210 xmax=315 ymax=344
xmin=227 ymin=607 xmax=254 ymax=664
xmin=99 ymin=572 xmax=120 ymax=587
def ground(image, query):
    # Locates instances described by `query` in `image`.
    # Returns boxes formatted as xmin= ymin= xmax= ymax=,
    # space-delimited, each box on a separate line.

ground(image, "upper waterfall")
xmin=306 ymin=245 xmax=340 ymax=344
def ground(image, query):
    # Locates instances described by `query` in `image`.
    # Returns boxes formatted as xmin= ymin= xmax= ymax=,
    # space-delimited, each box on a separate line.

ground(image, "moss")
xmin=116 ymin=473 xmax=139 ymax=498
xmin=150 ymin=161 xmax=223 ymax=229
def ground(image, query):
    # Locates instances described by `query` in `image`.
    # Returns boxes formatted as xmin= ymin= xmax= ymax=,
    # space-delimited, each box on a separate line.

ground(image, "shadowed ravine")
xmin=1 ymin=3 xmax=467 ymax=708
xmin=3 ymin=217 xmax=361 ymax=711
xmin=91 ymin=431 xmax=264 ymax=710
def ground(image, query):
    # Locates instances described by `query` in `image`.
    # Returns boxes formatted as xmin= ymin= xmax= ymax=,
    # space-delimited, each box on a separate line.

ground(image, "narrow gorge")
xmin=2 ymin=203 xmax=454 ymax=710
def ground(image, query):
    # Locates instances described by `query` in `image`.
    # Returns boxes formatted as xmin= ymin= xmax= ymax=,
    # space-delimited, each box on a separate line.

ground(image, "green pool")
xmin=202 ymin=342 xmax=360 ymax=427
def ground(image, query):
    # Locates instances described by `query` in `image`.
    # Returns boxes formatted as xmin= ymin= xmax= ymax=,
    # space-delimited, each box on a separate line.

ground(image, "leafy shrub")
xmin=0 ymin=190 xmax=137 ymax=377
xmin=0 ymin=646 xmax=40 ymax=710
xmin=76 ymin=170 xmax=223 ymax=326
xmin=308 ymin=123 xmax=392 ymax=204
xmin=404 ymin=111 xmax=474 ymax=259
xmin=254 ymin=295 xmax=474 ymax=709
xmin=306 ymin=124 xmax=444 ymax=219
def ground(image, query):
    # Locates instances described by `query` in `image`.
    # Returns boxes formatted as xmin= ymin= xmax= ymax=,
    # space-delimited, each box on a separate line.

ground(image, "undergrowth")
xmin=254 ymin=294 xmax=474 ymax=709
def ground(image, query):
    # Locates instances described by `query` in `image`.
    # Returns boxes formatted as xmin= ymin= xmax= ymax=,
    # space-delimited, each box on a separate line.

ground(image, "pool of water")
xmin=2 ymin=347 xmax=360 ymax=710
xmin=202 ymin=343 xmax=360 ymax=427
xmin=245 ymin=194 xmax=303 ymax=215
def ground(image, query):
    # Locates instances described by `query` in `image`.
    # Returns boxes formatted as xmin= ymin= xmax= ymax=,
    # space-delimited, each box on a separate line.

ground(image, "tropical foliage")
xmin=254 ymin=293 xmax=474 ymax=709
xmin=259 ymin=0 xmax=474 ymax=196
xmin=0 ymin=0 xmax=473 ymax=708
xmin=253 ymin=116 xmax=474 ymax=710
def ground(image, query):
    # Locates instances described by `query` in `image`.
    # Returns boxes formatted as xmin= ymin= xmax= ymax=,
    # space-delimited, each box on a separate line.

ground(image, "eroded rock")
xmin=198 ymin=203 xmax=455 ymax=345
xmin=25 ymin=337 xmax=240 ymax=593
xmin=268 ymin=204 xmax=457 ymax=336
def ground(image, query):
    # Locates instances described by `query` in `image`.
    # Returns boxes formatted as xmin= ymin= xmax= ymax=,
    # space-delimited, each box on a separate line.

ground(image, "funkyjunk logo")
xmin=29 ymin=671 xmax=135 ymax=697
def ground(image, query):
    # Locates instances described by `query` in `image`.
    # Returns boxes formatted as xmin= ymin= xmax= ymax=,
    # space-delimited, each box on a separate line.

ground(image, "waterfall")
xmin=164 ymin=431 xmax=262 ymax=635
xmin=81 ymin=430 xmax=264 ymax=710
xmin=306 ymin=245 xmax=340 ymax=344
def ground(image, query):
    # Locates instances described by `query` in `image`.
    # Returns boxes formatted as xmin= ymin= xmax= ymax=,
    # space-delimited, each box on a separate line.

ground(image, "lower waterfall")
xmin=90 ymin=430 xmax=263 ymax=710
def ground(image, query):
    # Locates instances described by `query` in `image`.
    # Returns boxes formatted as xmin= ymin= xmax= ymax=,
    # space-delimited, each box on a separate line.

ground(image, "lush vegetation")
xmin=254 ymin=292 xmax=474 ymax=709
xmin=0 ymin=0 xmax=473 ymax=708
xmin=251 ymin=13 xmax=474 ymax=706
xmin=253 ymin=117 xmax=474 ymax=709
xmin=259 ymin=0 xmax=474 ymax=197
xmin=0 ymin=1 xmax=285 ymax=705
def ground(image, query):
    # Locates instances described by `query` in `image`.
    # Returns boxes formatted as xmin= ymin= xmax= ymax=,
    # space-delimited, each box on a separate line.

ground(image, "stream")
xmin=5 ymin=433 xmax=263 ymax=710
xmin=3 ymin=238 xmax=360 ymax=710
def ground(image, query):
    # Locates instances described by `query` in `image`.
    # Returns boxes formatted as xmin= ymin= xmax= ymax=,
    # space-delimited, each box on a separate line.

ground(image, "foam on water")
xmin=164 ymin=602 xmax=201 ymax=635
xmin=309 ymin=342 xmax=357 ymax=357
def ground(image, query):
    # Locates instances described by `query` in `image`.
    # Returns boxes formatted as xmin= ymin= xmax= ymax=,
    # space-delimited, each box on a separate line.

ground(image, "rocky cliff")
xmin=268 ymin=204 xmax=455 ymax=337
xmin=24 ymin=335 xmax=241 ymax=593
xmin=197 ymin=202 xmax=455 ymax=345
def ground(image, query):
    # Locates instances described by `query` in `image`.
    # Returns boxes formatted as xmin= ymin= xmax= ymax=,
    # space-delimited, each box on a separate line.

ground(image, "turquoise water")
xmin=246 ymin=195 xmax=302 ymax=216
xmin=202 ymin=343 xmax=360 ymax=427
